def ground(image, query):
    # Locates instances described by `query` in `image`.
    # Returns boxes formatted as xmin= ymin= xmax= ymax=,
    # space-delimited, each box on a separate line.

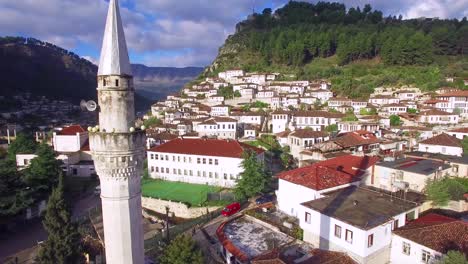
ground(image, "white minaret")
xmin=90 ymin=0 xmax=145 ymax=263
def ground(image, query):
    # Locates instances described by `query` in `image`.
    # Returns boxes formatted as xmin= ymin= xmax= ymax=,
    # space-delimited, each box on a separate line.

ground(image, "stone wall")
xmin=141 ymin=197 xmax=221 ymax=219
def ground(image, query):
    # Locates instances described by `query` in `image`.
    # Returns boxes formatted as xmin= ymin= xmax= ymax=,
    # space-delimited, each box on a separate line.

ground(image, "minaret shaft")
xmin=90 ymin=0 xmax=145 ymax=263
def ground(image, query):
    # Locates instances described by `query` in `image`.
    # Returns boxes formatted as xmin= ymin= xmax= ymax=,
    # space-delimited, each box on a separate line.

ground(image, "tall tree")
xmin=234 ymin=150 xmax=270 ymax=200
xmin=7 ymin=133 xmax=38 ymax=161
xmin=160 ymin=235 xmax=204 ymax=264
xmin=23 ymin=143 xmax=61 ymax=197
xmin=36 ymin=176 xmax=84 ymax=264
xmin=440 ymin=250 xmax=468 ymax=264
xmin=0 ymin=159 xmax=33 ymax=217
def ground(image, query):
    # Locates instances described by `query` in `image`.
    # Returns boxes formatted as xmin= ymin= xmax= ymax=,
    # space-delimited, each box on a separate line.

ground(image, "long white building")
xmin=147 ymin=138 xmax=264 ymax=187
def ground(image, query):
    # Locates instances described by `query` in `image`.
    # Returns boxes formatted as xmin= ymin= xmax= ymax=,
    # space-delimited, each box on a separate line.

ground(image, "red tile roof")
xmin=449 ymin=127 xmax=468 ymax=133
xmin=148 ymin=138 xmax=264 ymax=158
xmin=394 ymin=214 xmax=468 ymax=254
xmin=252 ymin=248 xmax=356 ymax=264
xmin=58 ymin=125 xmax=86 ymax=135
xmin=216 ymin=216 xmax=249 ymax=263
xmin=419 ymin=109 xmax=454 ymax=116
xmin=290 ymin=129 xmax=329 ymax=139
xmin=333 ymin=131 xmax=381 ymax=148
xmin=278 ymin=155 xmax=380 ymax=190
xmin=436 ymin=90 xmax=468 ymax=97
xmin=419 ymin=133 xmax=462 ymax=147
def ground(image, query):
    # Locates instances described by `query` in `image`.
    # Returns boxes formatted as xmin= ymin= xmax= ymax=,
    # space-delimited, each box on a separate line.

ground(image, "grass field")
xmin=141 ymin=180 xmax=221 ymax=207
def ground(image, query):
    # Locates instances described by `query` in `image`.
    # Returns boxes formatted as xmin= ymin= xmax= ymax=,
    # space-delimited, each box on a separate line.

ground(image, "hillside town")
xmin=2 ymin=0 xmax=468 ymax=264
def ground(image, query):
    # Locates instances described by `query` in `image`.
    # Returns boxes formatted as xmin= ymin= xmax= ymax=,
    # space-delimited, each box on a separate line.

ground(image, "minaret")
xmin=89 ymin=0 xmax=145 ymax=263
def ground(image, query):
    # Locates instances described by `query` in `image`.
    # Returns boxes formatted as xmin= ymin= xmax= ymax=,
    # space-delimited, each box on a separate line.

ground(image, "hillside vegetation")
xmin=206 ymin=1 xmax=468 ymax=98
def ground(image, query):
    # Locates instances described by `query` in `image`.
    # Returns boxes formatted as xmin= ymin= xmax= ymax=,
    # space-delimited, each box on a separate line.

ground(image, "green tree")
xmin=23 ymin=144 xmax=61 ymax=197
xmin=390 ymin=115 xmax=402 ymax=126
xmin=36 ymin=176 xmax=84 ymax=264
xmin=439 ymin=251 xmax=468 ymax=264
xmin=160 ymin=235 xmax=203 ymax=264
xmin=342 ymin=111 xmax=358 ymax=122
xmin=426 ymin=178 xmax=468 ymax=206
xmin=143 ymin=116 xmax=162 ymax=128
xmin=7 ymin=133 xmax=38 ymax=161
xmin=325 ymin=124 xmax=338 ymax=132
xmin=407 ymin=108 xmax=418 ymax=114
xmin=0 ymin=159 xmax=33 ymax=217
xmin=234 ymin=150 xmax=270 ymax=200
xmin=234 ymin=90 xmax=241 ymax=97
xmin=280 ymin=146 xmax=292 ymax=169
xmin=462 ymin=137 xmax=468 ymax=154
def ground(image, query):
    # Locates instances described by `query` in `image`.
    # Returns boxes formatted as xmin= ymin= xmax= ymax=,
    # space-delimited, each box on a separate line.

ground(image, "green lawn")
xmin=141 ymin=180 xmax=221 ymax=207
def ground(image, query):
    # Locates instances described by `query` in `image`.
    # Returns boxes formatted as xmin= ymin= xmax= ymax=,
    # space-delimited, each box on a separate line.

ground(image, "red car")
xmin=221 ymin=202 xmax=241 ymax=217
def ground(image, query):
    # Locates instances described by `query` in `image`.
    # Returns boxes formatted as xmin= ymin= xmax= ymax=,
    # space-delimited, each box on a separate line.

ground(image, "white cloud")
xmin=0 ymin=0 xmax=466 ymax=67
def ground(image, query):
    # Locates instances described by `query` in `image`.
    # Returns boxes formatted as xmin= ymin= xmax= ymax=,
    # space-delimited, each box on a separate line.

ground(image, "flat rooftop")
xmin=376 ymin=157 xmax=450 ymax=175
xmin=301 ymin=186 xmax=420 ymax=230
xmin=405 ymin=151 xmax=468 ymax=165
xmin=218 ymin=215 xmax=294 ymax=261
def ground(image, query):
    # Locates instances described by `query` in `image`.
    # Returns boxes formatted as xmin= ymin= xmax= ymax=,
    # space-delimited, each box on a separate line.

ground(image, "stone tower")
xmin=89 ymin=0 xmax=145 ymax=263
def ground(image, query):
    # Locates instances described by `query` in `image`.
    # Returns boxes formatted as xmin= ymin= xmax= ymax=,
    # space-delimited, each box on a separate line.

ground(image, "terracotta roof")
xmin=394 ymin=213 xmax=468 ymax=254
xmin=419 ymin=109 xmax=454 ymax=116
xmin=449 ymin=127 xmax=468 ymax=133
xmin=278 ymin=155 xmax=379 ymax=190
xmin=436 ymin=91 xmax=468 ymax=97
xmin=290 ymin=129 xmax=329 ymax=139
xmin=419 ymin=133 xmax=462 ymax=147
xmin=148 ymin=138 xmax=264 ymax=158
xmin=276 ymin=131 xmax=291 ymax=138
xmin=216 ymin=216 xmax=249 ymax=263
xmin=58 ymin=125 xmax=86 ymax=135
xmin=370 ymin=95 xmax=396 ymax=99
xmin=333 ymin=131 xmax=381 ymax=148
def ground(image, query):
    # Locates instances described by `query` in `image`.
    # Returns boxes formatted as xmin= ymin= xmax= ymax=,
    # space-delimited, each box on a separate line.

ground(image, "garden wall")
xmin=141 ymin=197 xmax=221 ymax=219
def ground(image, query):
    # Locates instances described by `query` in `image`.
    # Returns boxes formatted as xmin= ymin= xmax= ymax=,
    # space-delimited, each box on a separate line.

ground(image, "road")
xmin=0 ymin=193 xmax=100 ymax=261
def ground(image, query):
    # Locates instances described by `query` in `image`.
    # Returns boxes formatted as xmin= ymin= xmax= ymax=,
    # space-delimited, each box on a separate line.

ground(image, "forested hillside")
xmin=206 ymin=1 xmax=468 ymax=98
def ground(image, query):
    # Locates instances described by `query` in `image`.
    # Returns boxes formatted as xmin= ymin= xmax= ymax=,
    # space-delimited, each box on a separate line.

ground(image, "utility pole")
xmin=165 ymin=206 xmax=170 ymax=242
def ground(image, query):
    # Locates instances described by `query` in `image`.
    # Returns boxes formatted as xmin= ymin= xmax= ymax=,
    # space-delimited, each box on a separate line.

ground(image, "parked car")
xmin=221 ymin=202 xmax=241 ymax=217
xmin=255 ymin=194 xmax=274 ymax=205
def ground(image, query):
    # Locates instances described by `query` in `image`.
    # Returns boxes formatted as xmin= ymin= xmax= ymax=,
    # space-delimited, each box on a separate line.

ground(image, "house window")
xmin=150 ymin=167 xmax=154 ymax=172
xmin=368 ymin=234 xmax=374 ymax=248
xmin=345 ymin=229 xmax=353 ymax=244
xmin=115 ymin=79 xmax=119 ymax=86
xmin=402 ymin=242 xmax=411 ymax=255
xmin=422 ymin=250 xmax=431 ymax=263
xmin=209 ymin=159 xmax=213 ymax=165
xmin=165 ymin=168 xmax=169 ymax=173
xmin=215 ymin=159 xmax=219 ymax=165
xmin=197 ymin=158 xmax=201 ymax=164
xmin=203 ymin=171 xmax=206 ymax=177
xmin=305 ymin=212 xmax=311 ymax=224
xmin=334 ymin=225 xmax=341 ymax=238
xmin=165 ymin=155 xmax=169 ymax=161
xmin=155 ymin=167 xmax=159 ymax=173
xmin=224 ymin=173 xmax=227 ymax=180
xmin=209 ymin=172 xmax=213 ymax=178
xmin=197 ymin=171 xmax=201 ymax=177
xmin=150 ymin=154 xmax=154 ymax=160
xmin=184 ymin=170 xmax=187 ymax=175
xmin=173 ymin=169 xmax=176 ymax=174
xmin=393 ymin=219 xmax=399 ymax=230
xmin=203 ymin=158 xmax=206 ymax=164
xmin=155 ymin=154 xmax=159 ymax=160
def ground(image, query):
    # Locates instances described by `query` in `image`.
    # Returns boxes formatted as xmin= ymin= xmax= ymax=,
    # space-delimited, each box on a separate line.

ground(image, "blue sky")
xmin=0 ymin=0 xmax=466 ymax=67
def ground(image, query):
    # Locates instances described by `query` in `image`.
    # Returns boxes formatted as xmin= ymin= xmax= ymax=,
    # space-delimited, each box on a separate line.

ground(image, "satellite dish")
xmin=86 ymin=100 xmax=98 ymax=112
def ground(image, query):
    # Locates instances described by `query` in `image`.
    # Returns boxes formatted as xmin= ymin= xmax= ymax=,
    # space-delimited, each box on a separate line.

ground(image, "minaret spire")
xmin=98 ymin=0 xmax=132 ymax=76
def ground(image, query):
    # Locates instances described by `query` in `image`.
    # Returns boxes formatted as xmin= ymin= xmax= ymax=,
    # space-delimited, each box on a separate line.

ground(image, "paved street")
xmin=0 ymin=193 xmax=101 ymax=261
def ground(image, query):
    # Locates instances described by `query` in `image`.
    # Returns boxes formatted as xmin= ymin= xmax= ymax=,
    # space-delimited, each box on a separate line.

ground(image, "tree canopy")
xmin=160 ymin=235 xmax=204 ymax=264
xmin=234 ymin=150 xmax=270 ymax=200
xmin=7 ymin=133 xmax=38 ymax=160
xmin=439 ymin=250 xmax=468 ymax=264
xmin=425 ymin=177 xmax=468 ymax=206
xmin=36 ymin=176 xmax=84 ymax=264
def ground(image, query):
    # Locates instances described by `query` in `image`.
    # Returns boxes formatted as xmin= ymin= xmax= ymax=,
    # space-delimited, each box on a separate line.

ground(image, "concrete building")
xmin=391 ymin=214 xmax=468 ymax=264
xmin=417 ymin=109 xmax=459 ymax=125
xmin=195 ymin=116 xmax=238 ymax=139
xmin=276 ymin=155 xmax=379 ymax=218
xmin=147 ymin=138 xmax=264 ymax=187
xmin=89 ymin=1 xmax=146 ymax=263
xmin=287 ymin=129 xmax=329 ymax=159
xmin=300 ymin=186 xmax=421 ymax=264
xmin=417 ymin=133 xmax=463 ymax=156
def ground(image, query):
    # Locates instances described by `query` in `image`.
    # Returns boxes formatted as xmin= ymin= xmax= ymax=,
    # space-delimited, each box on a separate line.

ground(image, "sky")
xmin=0 ymin=0 xmax=467 ymax=68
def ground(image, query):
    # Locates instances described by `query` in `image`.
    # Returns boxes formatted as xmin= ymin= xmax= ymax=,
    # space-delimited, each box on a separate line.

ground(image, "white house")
xmin=53 ymin=125 xmax=88 ymax=152
xmin=436 ymin=90 xmax=468 ymax=116
xmin=306 ymin=89 xmax=333 ymax=102
xmin=417 ymin=133 xmax=463 ymax=156
xmin=291 ymin=111 xmax=343 ymax=131
xmin=369 ymin=158 xmax=451 ymax=192
xmin=276 ymin=155 xmax=380 ymax=218
xmin=218 ymin=69 xmax=244 ymax=80
xmin=147 ymin=138 xmax=264 ymax=187
xmin=391 ymin=213 xmax=468 ymax=264
xmin=210 ymin=104 xmax=230 ymax=117
xmin=271 ymin=111 xmax=290 ymax=133
xmin=380 ymin=104 xmax=408 ymax=117
xmin=368 ymin=95 xmax=400 ymax=106
xmin=16 ymin=154 xmax=38 ymax=169
xmin=287 ymin=129 xmax=329 ymax=159
xmin=300 ymin=186 xmax=421 ymax=264
xmin=230 ymin=112 xmax=264 ymax=126
xmin=195 ymin=117 xmax=238 ymax=139
xmin=448 ymin=127 xmax=468 ymax=139
xmin=418 ymin=109 xmax=459 ymax=125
